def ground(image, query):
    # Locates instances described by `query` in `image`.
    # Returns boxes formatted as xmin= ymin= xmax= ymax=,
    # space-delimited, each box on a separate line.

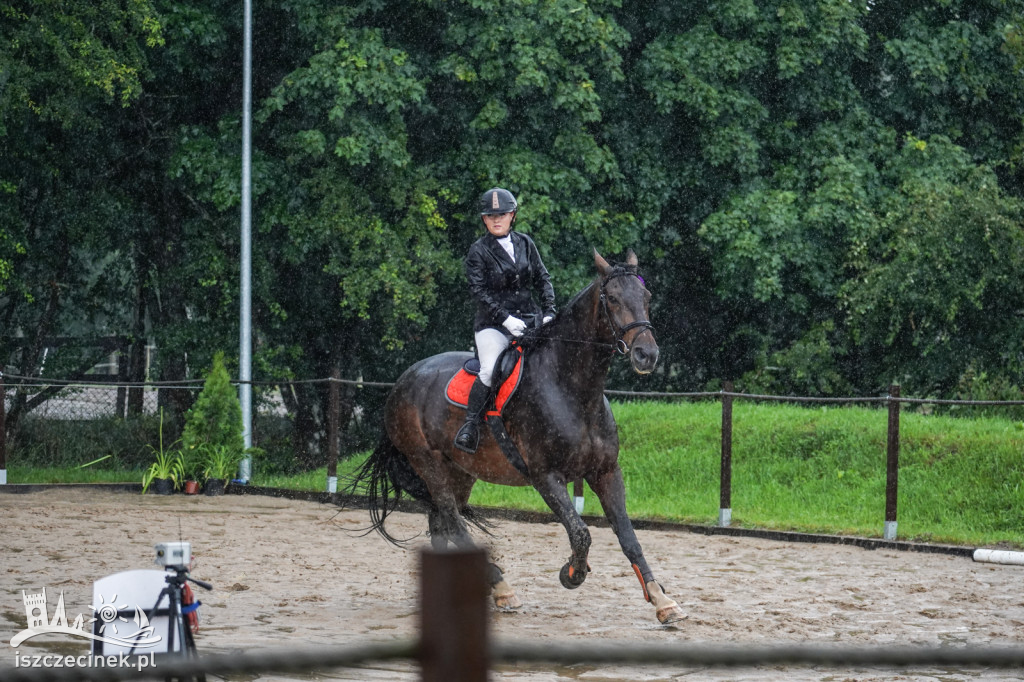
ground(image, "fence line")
xmin=7 ymin=369 xmax=1024 ymax=405
xmin=1 ymin=549 xmax=1022 ymax=682
xmin=4 ymin=371 xmax=1024 ymax=538
xmin=5 ymin=640 xmax=1024 ymax=682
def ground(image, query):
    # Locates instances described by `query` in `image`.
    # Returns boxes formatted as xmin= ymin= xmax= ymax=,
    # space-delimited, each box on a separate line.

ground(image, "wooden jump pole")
xmin=884 ymin=384 xmax=901 ymax=540
xmin=719 ymin=381 xmax=734 ymax=526
xmin=419 ymin=548 xmax=489 ymax=682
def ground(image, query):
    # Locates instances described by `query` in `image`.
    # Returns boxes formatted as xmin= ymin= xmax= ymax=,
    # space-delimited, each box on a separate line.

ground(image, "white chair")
xmin=90 ymin=569 xmax=179 ymax=656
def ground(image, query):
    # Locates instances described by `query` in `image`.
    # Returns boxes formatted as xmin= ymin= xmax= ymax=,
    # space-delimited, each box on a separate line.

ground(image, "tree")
xmin=0 ymin=0 xmax=166 ymax=437
xmin=841 ymin=138 xmax=1024 ymax=395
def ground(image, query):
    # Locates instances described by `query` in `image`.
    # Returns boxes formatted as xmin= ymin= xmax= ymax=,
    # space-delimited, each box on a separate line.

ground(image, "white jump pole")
xmin=973 ymin=549 xmax=1024 ymax=566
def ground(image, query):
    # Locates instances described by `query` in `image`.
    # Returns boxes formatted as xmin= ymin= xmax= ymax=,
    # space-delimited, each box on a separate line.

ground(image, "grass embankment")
xmin=10 ymin=401 xmax=1024 ymax=548
xmin=454 ymin=401 xmax=1024 ymax=548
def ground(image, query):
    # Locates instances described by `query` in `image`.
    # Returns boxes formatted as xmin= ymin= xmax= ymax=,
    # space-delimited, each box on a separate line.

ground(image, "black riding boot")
xmin=454 ymin=378 xmax=490 ymax=453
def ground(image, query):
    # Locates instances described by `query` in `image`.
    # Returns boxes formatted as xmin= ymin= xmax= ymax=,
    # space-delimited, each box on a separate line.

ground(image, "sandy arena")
xmin=1 ymin=488 xmax=1023 ymax=681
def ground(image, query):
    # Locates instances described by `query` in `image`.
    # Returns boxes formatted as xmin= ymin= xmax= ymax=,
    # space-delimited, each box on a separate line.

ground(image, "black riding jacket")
xmin=466 ymin=230 xmax=556 ymax=333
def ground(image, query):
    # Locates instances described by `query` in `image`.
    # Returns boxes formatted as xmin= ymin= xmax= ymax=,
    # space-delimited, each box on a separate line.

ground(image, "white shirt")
xmin=496 ymin=235 xmax=515 ymax=262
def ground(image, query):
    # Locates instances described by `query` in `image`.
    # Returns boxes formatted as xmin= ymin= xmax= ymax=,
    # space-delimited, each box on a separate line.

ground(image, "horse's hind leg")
xmin=588 ymin=467 xmax=687 ymax=624
xmin=427 ymin=509 xmax=451 ymax=551
xmin=425 ymin=477 xmax=523 ymax=610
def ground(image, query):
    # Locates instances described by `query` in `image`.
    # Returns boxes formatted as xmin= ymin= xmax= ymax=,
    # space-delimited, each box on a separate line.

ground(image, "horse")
xmin=347 ymin=248 xmax=686 ymax=624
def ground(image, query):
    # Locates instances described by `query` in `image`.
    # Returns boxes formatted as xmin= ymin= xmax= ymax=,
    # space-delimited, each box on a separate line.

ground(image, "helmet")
xmin=479 ymin=188 xmax=518 ymax=215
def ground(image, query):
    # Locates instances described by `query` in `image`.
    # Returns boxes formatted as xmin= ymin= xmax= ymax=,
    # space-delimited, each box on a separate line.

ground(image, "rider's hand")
xmin=542 ymin=315 xmax=553 ymax=324
xmin=502 ymin=315 xmax=527 ymax=337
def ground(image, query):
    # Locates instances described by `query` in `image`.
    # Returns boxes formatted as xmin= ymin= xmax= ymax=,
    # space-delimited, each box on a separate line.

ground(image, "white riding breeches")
xmin=474 ymin=327 xmax=510 ymax=387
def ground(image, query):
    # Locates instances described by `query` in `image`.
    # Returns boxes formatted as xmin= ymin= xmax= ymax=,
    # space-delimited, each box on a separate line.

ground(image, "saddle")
xmin=445 ymin=346 xmax=530 ymax=478
xmin=445 ymin=345 xmax=524 ymax=416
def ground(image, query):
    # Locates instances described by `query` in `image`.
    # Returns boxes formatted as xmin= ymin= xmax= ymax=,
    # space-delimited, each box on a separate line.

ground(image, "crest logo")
xmin=11 ymin=588 xmax=162 ymax=649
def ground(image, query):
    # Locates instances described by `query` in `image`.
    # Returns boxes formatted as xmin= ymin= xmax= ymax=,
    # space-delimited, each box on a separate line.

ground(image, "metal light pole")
xmin=238 ymin=0 xmax=253 ymax=483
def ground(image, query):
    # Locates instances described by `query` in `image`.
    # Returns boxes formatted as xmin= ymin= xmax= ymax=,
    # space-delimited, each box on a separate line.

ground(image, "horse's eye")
xmin=607 ymin=294 xmax=619 ymax=305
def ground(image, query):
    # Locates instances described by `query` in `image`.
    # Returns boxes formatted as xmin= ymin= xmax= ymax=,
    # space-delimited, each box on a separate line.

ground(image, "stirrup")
xmin=454 ymin=421 xmax=480 ymax=453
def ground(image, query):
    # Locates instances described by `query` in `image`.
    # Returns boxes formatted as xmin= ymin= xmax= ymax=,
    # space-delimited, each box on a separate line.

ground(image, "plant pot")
xmin=183 ymin=480 xmax=200 ymax=495
xmin=204 ymin=478 xmax=226 ymax=496
xmin=151 ymin=478 xmax=175 ymax=495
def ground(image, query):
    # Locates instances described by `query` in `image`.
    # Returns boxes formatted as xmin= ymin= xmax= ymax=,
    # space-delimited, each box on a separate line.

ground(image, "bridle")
xmin=599 ymin=269 xmax=655 ymax=355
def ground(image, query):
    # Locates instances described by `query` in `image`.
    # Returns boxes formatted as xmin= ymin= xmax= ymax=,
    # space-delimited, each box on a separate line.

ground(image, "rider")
xmin=454 ymin=187 xmax=556 ymax=453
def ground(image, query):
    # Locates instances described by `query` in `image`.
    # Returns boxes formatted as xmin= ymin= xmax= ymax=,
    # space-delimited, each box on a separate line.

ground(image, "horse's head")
xmin=594 ymin=249 xmax=659 ymax=374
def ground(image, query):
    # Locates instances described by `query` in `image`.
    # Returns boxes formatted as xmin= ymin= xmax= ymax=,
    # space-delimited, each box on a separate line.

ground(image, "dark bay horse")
xmin=348 ymin=249 xmax=686 ymax=624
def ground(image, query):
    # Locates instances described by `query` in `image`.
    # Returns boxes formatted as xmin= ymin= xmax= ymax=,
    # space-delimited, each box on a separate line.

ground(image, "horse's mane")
xmin=522 ymin=261 xmax=640 ymax=347
xmin=516 ymin=260 xmax=634 ymax=352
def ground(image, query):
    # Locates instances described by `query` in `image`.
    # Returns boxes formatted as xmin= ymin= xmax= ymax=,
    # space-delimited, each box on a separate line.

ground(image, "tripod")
xmin=138 ymin=567 xmax=213 ymax=682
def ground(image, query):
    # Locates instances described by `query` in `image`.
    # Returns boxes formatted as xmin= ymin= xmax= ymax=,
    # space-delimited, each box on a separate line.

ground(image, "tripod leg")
xmin=166 ymin=581 xmax=206 ymax=682
xmin=183 ymin=625 xmax=205 ymax=682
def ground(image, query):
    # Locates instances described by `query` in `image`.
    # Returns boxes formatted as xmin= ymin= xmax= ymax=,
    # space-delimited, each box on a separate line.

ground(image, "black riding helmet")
xmin=479 ymin=187 xmax=518 ymax=217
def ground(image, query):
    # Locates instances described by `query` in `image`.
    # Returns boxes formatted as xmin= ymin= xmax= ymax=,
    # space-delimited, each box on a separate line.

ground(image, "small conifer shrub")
xmin=181 ymin=352 xmax=245 ymax=466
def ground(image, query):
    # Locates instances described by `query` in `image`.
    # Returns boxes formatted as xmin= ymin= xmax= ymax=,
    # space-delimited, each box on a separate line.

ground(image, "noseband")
xmin=599 ymin=270 xmax=655 ymax=355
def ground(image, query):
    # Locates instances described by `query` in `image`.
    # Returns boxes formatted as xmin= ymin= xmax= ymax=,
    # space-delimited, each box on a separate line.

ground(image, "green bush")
xmin=181 ymin=352 xmax=245 ymax=464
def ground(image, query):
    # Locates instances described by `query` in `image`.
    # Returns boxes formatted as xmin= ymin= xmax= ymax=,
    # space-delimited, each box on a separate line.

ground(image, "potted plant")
xmin=142 ymin=448 xmax=183 ymax=494
xmin=142 ymin=409 xmax=182 ymax=494
xmin=202 ymin=443 xmax=242 ymax=496
xmin=179 ymin=446 xmax=203 ymax=495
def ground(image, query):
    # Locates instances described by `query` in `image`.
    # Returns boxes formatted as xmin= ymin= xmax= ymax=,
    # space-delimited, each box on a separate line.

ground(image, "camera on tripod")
xmin=154 ymin=541 xmax=191 ymax=570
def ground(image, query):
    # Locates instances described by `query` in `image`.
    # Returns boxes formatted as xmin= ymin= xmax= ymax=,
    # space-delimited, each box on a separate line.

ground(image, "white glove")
xmin=542 ymin=315 xmax=553 ymax=324
xmin=502 ymin=315 xmax=527 ymax=337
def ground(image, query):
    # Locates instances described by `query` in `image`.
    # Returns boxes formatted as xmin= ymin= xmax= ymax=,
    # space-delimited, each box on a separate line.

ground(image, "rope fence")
xmin=5 ymin=640 xmax=1024 ymax=682
xmin=1 ymin=549 xmax=1022 ymax=682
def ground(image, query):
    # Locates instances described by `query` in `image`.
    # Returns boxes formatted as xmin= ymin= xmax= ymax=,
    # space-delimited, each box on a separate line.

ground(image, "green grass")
xmin=9 ymin=400 xmax=1024 ymax=548
xmin=254 ymin=454 xmax=379 ymax=490
xmin=7 ymin=466 xmax=140 ymax=484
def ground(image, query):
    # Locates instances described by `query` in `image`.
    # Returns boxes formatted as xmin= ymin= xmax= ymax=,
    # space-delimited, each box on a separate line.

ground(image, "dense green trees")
xmin=3 ymin=0 xmax=1023 ymax=461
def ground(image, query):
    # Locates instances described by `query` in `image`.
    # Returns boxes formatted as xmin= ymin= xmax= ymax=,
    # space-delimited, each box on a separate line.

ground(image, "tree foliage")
xmin=4 ymin=0 xmax=1024 ymax=465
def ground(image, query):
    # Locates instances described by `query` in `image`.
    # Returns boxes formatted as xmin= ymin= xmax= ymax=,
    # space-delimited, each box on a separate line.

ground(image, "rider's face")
xmin=482 ymin=212 xmax=514 ymax=237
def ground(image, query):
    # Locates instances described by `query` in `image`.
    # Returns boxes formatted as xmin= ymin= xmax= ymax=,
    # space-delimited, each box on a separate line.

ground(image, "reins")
xmin=515 ymin=268 xmax=654 ymax=355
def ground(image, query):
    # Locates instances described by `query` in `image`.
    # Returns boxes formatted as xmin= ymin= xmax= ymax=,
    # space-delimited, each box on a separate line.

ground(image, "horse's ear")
xmin=625 ymin=249 xmax=638 ymax=267
xmin=594 ymin=249 xmax=612 ymax=276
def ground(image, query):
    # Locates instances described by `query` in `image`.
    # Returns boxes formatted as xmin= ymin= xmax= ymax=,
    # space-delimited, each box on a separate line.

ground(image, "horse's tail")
xmin=340 ymin=431 xmax=433 ymax=546
xmin=341 ymin=431 xmax=496 ymax=544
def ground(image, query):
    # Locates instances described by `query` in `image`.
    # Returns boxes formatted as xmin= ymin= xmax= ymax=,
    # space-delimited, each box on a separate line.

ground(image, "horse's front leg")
xmin=587 ymin=467 xmax=687 ymax=624
xmin=533 ymin=470 xmax=592 ymax=589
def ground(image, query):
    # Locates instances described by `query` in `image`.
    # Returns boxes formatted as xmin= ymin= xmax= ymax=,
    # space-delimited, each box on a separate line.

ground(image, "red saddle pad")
xmin=445 ymin=349 xmax=523 ymax=416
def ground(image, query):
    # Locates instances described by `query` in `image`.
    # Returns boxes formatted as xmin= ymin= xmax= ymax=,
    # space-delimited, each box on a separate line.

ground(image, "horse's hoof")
xmin=492 ymin=580 xmax=523 ymax=610
xmin=559 ymin=562 xmax=587 ymax=589
xmin=656 ymin=603 xmax=688 ymax=624
xmin=494 ymin=593 xmax=523 ymax=610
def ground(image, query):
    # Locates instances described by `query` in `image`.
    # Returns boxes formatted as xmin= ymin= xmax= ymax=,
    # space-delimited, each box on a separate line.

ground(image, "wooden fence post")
xmin=884 ymin=384 xmax=901 ymax=540
xmin=326 ymin=366 xmax=339 ymax=494
xmin=719 ymin=381 xmax=734 ymax=527
xmin=0 ymin=372 xmax=6 ymax=484
xmin=572 ymin=479 xmax=584 ymax=514
xmin=419 ymin=548 xmax=489 ymax=682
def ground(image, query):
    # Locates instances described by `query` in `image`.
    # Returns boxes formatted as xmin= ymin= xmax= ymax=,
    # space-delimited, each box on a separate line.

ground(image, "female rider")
xmin=454 ymin=187 xmax=556 ymax=453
